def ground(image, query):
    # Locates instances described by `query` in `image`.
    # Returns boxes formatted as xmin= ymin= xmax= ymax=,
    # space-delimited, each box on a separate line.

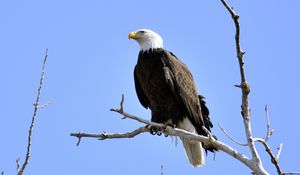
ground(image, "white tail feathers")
xmin=177 ymin=118 xmax=204 ymax=167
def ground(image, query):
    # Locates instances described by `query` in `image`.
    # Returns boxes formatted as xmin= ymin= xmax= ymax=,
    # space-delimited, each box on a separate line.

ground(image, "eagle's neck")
xmin=138 ymin=39 xmax=163 ymax=52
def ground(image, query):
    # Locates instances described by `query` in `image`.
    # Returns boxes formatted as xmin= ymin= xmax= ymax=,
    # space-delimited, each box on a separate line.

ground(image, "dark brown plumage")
xmin=129 ymin=29 xmax=216 ymax=167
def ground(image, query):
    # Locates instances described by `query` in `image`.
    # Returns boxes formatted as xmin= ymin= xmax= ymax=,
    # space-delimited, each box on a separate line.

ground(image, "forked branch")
xmin=255 ymin=138 xmax=282 ymax=175
xmin=220 ymin=1 xmax=299 ymax=174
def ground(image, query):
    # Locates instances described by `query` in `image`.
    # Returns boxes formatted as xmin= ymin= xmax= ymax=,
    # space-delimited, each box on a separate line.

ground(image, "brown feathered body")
xmin=134 ymin=48 xmax=215 ymax=167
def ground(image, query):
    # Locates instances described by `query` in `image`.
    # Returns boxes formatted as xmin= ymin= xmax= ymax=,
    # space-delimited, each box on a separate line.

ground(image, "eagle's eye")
xmin=139 ymin=30 xmax=146 ymax=34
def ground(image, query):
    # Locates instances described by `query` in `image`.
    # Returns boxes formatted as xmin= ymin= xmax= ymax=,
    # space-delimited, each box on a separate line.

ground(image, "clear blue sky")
xmin=1 ymin=0 xmax=299 ymax=174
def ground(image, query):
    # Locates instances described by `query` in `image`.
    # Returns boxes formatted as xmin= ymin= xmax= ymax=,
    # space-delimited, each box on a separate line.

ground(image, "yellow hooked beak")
xmin=128 ymin=32 xmax=139 ymax=40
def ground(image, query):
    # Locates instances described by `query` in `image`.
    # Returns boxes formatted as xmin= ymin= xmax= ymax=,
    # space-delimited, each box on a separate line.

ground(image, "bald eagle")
xmin=129 ymin=29 xmax=215 ymax=167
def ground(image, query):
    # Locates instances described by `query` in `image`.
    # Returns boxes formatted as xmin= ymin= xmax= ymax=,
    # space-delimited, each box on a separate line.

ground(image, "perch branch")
xmin=70 ymin=95 xmax=268 ymax=175
xmin=220 ymin=0 xmax=262 ymax=166
xmin=71 ymin=109 xmax=267 ymax=174
xmin=17 ymin=49 xmax=49 ymax=175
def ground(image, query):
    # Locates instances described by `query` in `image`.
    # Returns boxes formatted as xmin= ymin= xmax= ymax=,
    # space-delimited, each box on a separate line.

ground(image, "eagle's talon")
xmin=149 ymin=126 xmax=159 ymax=135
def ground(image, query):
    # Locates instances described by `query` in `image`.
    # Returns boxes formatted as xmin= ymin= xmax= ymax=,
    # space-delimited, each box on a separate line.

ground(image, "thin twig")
xmin=282 ymin=172 xmax=300 ymax=175
xmin=275 ymin=143 xmax=283 ymax=161
xmin=120 ymin=94 xmax=124 ymax=116
xmin=75 ymin=135 xmax=82 ymax=146
xmin=264 ymin=105 xmax=274 ymax=142
xmin=160 ymin=164 xmax=164 ymax=175
xmin=16 ymin=158 xmax=20 ymax=172
xmin=218 ymin=123 xmax=247 ymax=146
xmin=36 ymin=99 xmax=53 ymax=109
xmin=110 ymin=96 xmax=163 ymax=127
xmin=17 ymin=49 xmax=49 ymax=175
xmin=265 ymin=105 xmax=271 ymax=141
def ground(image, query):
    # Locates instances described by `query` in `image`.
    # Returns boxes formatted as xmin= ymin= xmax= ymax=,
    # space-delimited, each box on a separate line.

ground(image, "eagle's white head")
xmin=128 ymin=29 xmax=164 ymax=51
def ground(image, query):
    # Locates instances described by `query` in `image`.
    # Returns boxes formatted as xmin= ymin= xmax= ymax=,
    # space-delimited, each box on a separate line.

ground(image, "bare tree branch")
xmin=220 ymin=0 xmax=264 ymax=167
xmin=282 ymin=173 xmax=300 ymax=175
xmin=255 ymin=138 xmax=282 ymax=175
xmin=220 ymin=1 xmax=300 ymax=174
xmin=17 ymin=49 xmax=49 ymax=175
xmin=71 ymin=95 xmax=268 ymax=175
xmin=70 ymin=126 xmax=149 ymax=145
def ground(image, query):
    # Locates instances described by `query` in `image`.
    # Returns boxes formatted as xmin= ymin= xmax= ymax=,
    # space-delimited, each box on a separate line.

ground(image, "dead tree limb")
xmin=220 ymin=1 xmax=299 ymax=174
xmin=70 ymin=95 xmax=268 ymax=175
xmin=220 ymin=0 xmax=263 ymax=167
xmin=17 ymin=49 xmax=49 ymax=175
xmin=71 ymin=126 xmax=149 ymax=146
